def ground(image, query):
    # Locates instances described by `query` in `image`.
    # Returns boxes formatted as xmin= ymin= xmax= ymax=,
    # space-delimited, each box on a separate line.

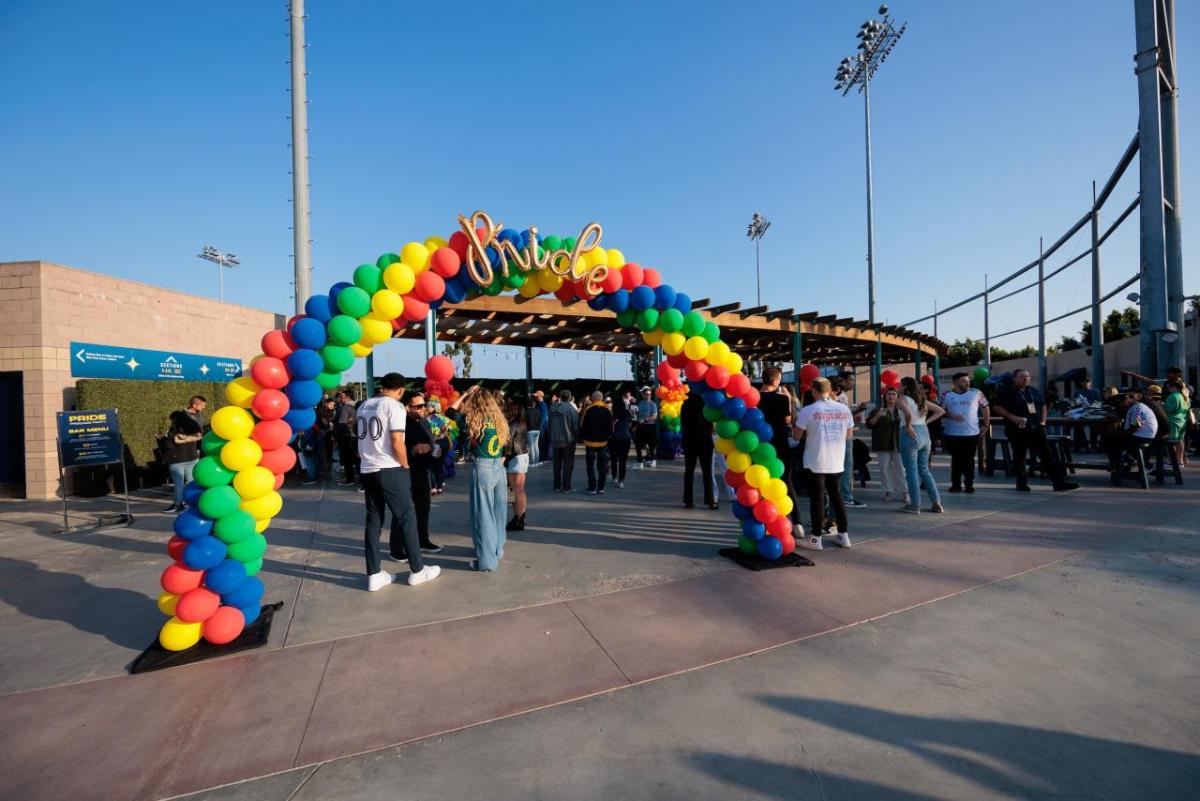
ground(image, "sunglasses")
xmin=409 ymin=403 xmax=427 ymax=409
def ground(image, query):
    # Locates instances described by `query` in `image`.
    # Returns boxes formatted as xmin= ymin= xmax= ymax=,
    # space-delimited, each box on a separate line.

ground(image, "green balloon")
xmin=658 ymin=308 xmax=684 ymax=333
xmin=337 ymin=286 xmax=371 ymax=318
xmin=738 ymin=534 xmax=758 ymax=555
xmin=702 ymin=405 xmax=723 ymax=422
xmin=376 ymin=252 xmax=401 ymax=270
xmin=327 ymin=315 xmax=363 ymax=347
xmin=214 ymin=510 xmax=256 ymax=545
xmin=320 ymin=344 xmax=354 ymax=373
xmin=681 ymin=311 xmax=705 ymax=338
xmin=502 ymin=270 xmax=526 ymax=289
xmin=243 ymin=557 xmax=263 ymax=577
xmin=715 ymin=418 xmax=741 ymax=439
xmin=752 ymin=442 xmax=777 ymax=465
xmin=766 ymin=458 xmax=785 ymax=479
xmin=227 ymin=533 xmax=267 ymax=563
xmin=316 ymin=371 xmax=342 ymax=391
xmin=198 ymin=486 xmax=242 ymax=520
xmin=562 ymin=237 xmax=577 ymax=252
xmin=353 ymin=264 xmax=384 ymax=294
xmin=542 ymin=235 xmax=562 ymax=251
xmin=483 ymin=277 xmax=504 ymax=296
xmin=636 ymin=308 xmax=660 ymax=332
xmin=973 ymin=366 xmax=990 ymax=382
xmin=735 ymin=430 xmax=760 ymax=454
xmin=200 ymin=431 xmax=227 ymax=457
xmin=616 ymin=309 xmax=637 ymax=328
xmin=702 ymin=321 xmax=721 ymax=344
xmin=193 ymin=456 xmax=234 ymax=488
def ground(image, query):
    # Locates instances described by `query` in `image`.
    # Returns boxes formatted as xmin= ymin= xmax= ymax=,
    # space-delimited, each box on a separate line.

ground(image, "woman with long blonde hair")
xmin=452 ymin=386 xmax=510 ymax=571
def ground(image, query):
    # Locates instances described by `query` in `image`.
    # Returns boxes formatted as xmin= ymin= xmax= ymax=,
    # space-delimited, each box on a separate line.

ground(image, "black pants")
xmin=337 ymin=434 xmax=359 ymax=482
xmin=360 ymin=468 xmax=423 ymax=576
xmin=945 ymin=434 xmax=979 ymax=489
xmin=1102 ymin=429 xmax=1144 ymax=470
xmin=585 ymin=445 xmax=610 ymax=491
xmin=683 ymin=439 xmax=715 ymax=506
xmin=409 ymin=460 xmax=433 ymax=547
xmin=553 ymin=443 xmax=575 ymax=491
xmin=634 ymin=424 xmax=657 ymax=463
xmin=430 ymin=443 xmax=446 ymax=488
xmin=778 ymin=444 xmax=802 ymax=523
xmin=1008 ymin=425 xmax=1065 ymax=487
xmin=808 ymin=471 xmax=847 ymax=535
xmin=609 ymin=437 xmax=631 ymax=481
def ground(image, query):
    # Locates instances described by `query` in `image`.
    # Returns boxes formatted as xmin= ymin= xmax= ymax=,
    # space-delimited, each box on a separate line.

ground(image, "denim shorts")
xmin=505 ymin=453 xmax=529 ymax=474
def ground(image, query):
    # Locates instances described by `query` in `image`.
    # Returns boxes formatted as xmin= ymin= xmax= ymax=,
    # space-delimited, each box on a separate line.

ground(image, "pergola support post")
xmin=365 ymin=353 xmax=375 ymax=398
xmin=525 ymin=346 xmax=534 ymax=399
xmin=791 ymin=326 xmax=803 ymax=393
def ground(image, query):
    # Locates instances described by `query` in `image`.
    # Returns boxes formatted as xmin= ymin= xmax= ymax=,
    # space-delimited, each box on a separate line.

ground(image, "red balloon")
xmin=601 ymin=268 xmax=624 ymax=294
xmin=737 ymin=485 xmax=761 ymax=507
xmin=448 ymin=231 xmax=470 ymax=259
xmin=920 ymin=373 xmax=935 ymax=385
xmin=252 ymin=419 xmax=292 ymax=451
xmin=767 ymin=514 xmax=792 ymax=539
xmin=252 ymin=388 xmax=290 ymax=421
xmin=262 ymin=330 xmax=295 ymax=360
xmin=161 ymin=562 xmax=204 ymax=595
xmin=286 ymin=314 xmax=306 ymax=333
xmin=401 ymin=296 xmax=429 ymax=322
xmin=425 ymin=355 xmax=455 ymax=382
xmin=273 ymin=473 xmax=285 ymax=490
xmin=666 ymin=351 xmax=689 ymax=369
xmin=621 ymin=263 xmax=644 ymax=290
xmin=656 ymin=361 xmax=679 ymax=384
xmin=705 ymin=365 xmax=730 ymax=390
xmin=743 ymin=387 xmax=761 ymax=408
xmin=800 ymin=363 xmax=821 ymax=383
xmin=167 ymin=534 xmax=188 ymax=562
xmin=778 ymin=531 xmax=797 ymax=556
xmin=258 ymin=445 xmax=297 ymax=475
xmin=642 ymin=267 xmax=662 ymax=288
xmin=724 ymin=469 xmax=746 ymax=489
xmin=202 ymin=606 xmax=246 ymax=645
xmin=684 ymin=360 xmax=710 ymax=382
xmin=753 ymin=498 xmax=779 ymax=524
xmin=414 ymin=271 xmax=446 ymax=303
xmin=554 ymin=283 xmax=576 ymax=303
xmin=880 ymin=369 xmax=899 ymax=386
xmin=250 ymin=357 xmax=289 ymax=390
xmin=176 ymin=587 xmax=220 ymax=623
xmin=429 ymin=247 xmax=461 ymax=278
xmin=726 ymin=372 xmax=751 ymax=397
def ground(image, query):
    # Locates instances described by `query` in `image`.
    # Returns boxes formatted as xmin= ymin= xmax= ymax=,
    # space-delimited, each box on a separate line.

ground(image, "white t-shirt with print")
xmin=356 ymin=396 xmax=407 ymax=473
xmin=795 ymin=400 xmax=854 ymax=474
xmin=1125 ymin=402 xmax=1158 ymax=440
xmin=941 ymin=389 xmax=988 ymax=437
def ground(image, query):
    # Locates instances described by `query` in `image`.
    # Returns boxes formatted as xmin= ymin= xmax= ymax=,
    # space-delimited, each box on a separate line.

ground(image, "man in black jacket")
xmin=579 ymin=391 xmax=613 ymax=495
xmin=681 ymin=393 xmax=717 ymax=509
xmin=402 ymin=393 xmax=442 ymax=554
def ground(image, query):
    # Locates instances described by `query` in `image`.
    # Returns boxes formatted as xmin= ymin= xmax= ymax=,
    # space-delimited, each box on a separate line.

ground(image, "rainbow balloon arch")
xmin=154 ymin=211 xmax=798 ymax=653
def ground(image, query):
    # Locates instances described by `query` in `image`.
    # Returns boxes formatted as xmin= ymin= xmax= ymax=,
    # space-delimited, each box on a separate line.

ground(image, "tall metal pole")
xmin=289 ymin=0 xmax=312 ymax=316
xmin=218 ymin=254 xmax=225 ymax=303
xmin=863 ymin=69 xmax=882 ymax=403
xmin=525 ymin=346 xmax=534 ymax=399
xmin=424 ymin=309 xmax=437 ymax=360
xmin=932 ymin=299 xmax=939 ymax=384
xmin=983 ymin=273 xmax=991 ymax=368
xmin=1037 ymin=237 xmax=1047 ymax=392
xmin=1090 ymin=181 xmax=1105 ymax=387
xmin=755 ymin=237 xmax=761 ymax=307
xmin=1160 ymin=0 xmax=1184 ymax=377
xmin=791 ymin=324 xmax=803 ymax=395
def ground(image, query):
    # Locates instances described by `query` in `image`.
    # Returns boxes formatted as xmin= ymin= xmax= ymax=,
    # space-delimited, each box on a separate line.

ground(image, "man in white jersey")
xmin=792 ymin=377 xmax=855 ymax=551
xmin=357 ymin=372 xmax=441 ymax=591
xmin=941 ymin=372 xmax=990 ymax=493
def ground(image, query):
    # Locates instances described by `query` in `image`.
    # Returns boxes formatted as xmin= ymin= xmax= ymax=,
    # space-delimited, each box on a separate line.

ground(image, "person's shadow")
xmin=0 ymin=556 xmax=159 ymax=651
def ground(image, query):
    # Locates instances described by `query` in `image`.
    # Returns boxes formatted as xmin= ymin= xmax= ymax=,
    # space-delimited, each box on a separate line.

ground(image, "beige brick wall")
xmin=1 ymin=261 xmax=283 ymax=499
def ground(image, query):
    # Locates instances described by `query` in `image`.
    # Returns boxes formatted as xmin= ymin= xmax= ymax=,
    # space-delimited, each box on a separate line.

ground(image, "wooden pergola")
xmin=391 ymin=294 xmax=946 ymax=367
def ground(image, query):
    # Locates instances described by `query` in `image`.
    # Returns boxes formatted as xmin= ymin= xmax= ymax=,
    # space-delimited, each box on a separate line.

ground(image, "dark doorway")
xmin=0 ymin=372 xmax=25 ymax=496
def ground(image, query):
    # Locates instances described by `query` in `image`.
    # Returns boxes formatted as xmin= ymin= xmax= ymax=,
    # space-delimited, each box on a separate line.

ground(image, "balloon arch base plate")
xmin=129 ymin=602 xmax=283 ymax=675
xmin=718 ymin=548 xmax=814 ymax=571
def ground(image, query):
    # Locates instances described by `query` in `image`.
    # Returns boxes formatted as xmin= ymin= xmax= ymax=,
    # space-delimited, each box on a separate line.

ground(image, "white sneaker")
xmin=637 ymin=463 xmax=645 ymax=470
xmin=792 ymin=522 xmax=806 ymax=540
xmin=796 ymin=535 xmax=823 ymax=551
xmin=367 ymin=570 xmax=393 ymax=592
xmin=833 ymin=532 xmax=853 ymax=549
xmin=407 ymin=565 xmax=442 ymax=586
xmin=617 ymin=481 xmax=624 ymax=488
xmin=649 ymin=460 xmax=657 ymax=467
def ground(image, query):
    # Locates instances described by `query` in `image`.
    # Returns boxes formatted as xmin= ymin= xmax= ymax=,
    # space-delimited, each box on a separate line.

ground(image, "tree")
xmin=441 ymin=341 xmax=474 ymax=378
xmin=1080 ymin=305 xmax=1140 ymax=344
xmin=1056 ymin=335 xmax=1082 ymax=352
xmin=631 ymin=352 xmax=654 ymax=388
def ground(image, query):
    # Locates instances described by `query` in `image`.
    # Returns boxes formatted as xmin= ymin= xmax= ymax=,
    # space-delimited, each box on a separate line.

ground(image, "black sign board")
xmin=57 ymin=409 xmax=123 ymax=469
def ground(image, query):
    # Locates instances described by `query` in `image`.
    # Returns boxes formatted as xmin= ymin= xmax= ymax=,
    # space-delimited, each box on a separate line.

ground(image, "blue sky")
xmin=1 ymin=1 xmax=1193 ymax=380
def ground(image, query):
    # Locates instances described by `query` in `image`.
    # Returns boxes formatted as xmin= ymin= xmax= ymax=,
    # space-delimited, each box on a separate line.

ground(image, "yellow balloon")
xmin=255 ymin=518 xmax=270 ymax=533
xmin=537 ymin=271 xmax=564 ymax=292
xmin=159 ymin=617 xmax=202 ymax=651
xmin=705 ymin=341 xmax=731 ymax=367
xmin=233 ymin=465 xmax=275 ymax=500
xmin=242 ymin=490 xmax=283 ymax=521
xmin=157 ymin=592 xmax=179 ymax=617
xmin=684 ymin=336 xmax=710 ymax=361
xmin=350 ymin=341 xmax=373 ymax=357
xmin=606 ymin=248 xmax=626 ymax=270
xmin=584 ymin=248 xmax=607 ymax=268
xmin=642 ymin=329 xmax=664 ymax=347
xmin=383 ymin=262 xmax=416 ymax=294
xmin=715 ymin=436 xmax=736 ymax=455
xmin=225 ymin=376 xmax=261 ymax=409
xmin=777 ymin=495 xmax=794 ymax=517
xmin=762 ymin=478 xmax=788 ymax=504
xmin=745 ymin=464 xmax=769 ymax=489
xmin=661 ymin=331 xmax=686 ymax=356
xmin=221 ymin=438 xmax=263 ymax=472
xmin=725 ymin=352 xmax=744 ymax=374
xmin=401 ymin=242 xmax=430 ymax=272
xmin=210 ymin=406 xmax=255 ymax=441
xmin=727 ymin=451 xmax=751 ymax=473
xmin=360 ymin=313 xmax=393 ymax=345
xmin=517 ymin=279 xmax=541 ymax=299
xmin=371 ymin=288 xmax=404 ymax=320
xmin=424 ymin=236 xmax=449 ymax=251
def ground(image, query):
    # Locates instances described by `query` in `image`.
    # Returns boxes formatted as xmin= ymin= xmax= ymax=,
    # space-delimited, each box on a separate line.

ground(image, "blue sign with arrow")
xmin=70 ymin=341 xmax=243 ymax=382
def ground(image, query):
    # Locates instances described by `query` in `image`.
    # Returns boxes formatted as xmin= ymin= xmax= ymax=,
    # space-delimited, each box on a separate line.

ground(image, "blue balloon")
xmin=741 ymin=408 xmax=766 ymax=429
xmin=607 ymin=288 xmax=630 ymax=313
xmin=688 ymin=380 xmax=707 ymax=395
xmin=630 ymin=285 xmax=656 ymax=312
xmin=291 ymin=318 xmax=327 ymax=350
xmin=285 ymin=379 xmax=323 ymax=409
xmin=702 ymin=389 xmax=726 ymax=408
xmin=741 ymin=520 xmax=766 ymax=540
xmin=183 ymin=535 xmax=227 ymax=571
xmin=304 ymin=294 xmax=333 ymax=323
xmin=239 ymin=604 xmax=261 ymax=626
xmin=673 ymin=292 xmax=693 ymax=314
xmin=221 ymin=575 xmax=264 ymax=610
xmin=182 ymin=481 xmax=205 ymax=507
xmin=721 ymin=396 xmax=747 ymax=420
xmin=498 ymin=228 xmax=520 ymax=244
xmin=173 ymin=508 xmax=213 ymax=540
xmin=486 ymin=245 xmax=503 ymax=269
xmin=587 ymin=295 xmax=607 ymax=311
xmin=283 ymin=406 xmax=317 ymax=431
xmin=757 ymin=423 xmax=775 ymax=443
xmin=204 ymin=559 xmax=248 ymax=595
xmin=328 ymin=281 xmax=352 ymax=305
xmin=286 ymin=349 xmax=324 ymax=380
xmin=731 ymin=501 xmax=754 ymax=521
xmin=443 ymin=279 xmax=467 ymax=304
xmin=757 ymin=535 xmax=783 ymax=560
xmin=653 ymin=284 xmax=677 ymax=311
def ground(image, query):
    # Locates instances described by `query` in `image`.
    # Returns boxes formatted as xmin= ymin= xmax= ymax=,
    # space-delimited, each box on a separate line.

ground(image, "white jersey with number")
xmin=356 ymin=396 xmax=406 ymax=473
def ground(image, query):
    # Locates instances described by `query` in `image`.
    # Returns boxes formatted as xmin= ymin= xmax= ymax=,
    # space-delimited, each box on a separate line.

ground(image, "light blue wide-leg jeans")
xmin=469 ymin=458 xmax=507 ymax=570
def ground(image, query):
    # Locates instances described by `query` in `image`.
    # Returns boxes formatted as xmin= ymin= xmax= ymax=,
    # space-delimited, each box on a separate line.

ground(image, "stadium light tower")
xmin=746 ymin=212 xmax=772 ymax=307
xmin=197 ymin=245 xmax=240 ymax=302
